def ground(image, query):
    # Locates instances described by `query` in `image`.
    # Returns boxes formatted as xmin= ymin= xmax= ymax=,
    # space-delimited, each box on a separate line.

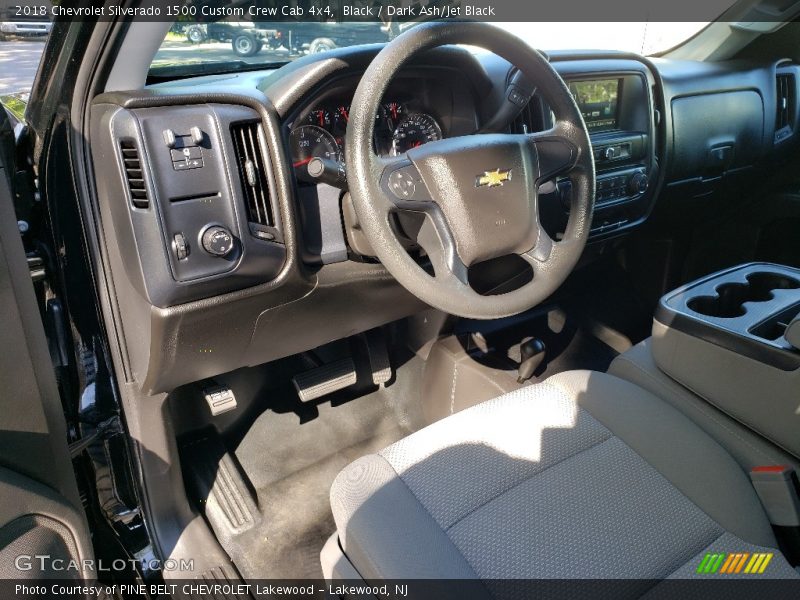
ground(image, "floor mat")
xmin=249 ymin=425 xmax=407 ymax=579
xmin=184 ymin=353 xmax=424 ymax=580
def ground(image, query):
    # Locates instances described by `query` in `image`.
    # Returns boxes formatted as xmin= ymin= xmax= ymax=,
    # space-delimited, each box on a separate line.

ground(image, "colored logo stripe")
xmin=721 ymin=553 xmax=748 ymax=573
xmin=696 ymin=553 xmax=725 ymax=574
xmin=697 ymin=552 xmax=773 ymax=574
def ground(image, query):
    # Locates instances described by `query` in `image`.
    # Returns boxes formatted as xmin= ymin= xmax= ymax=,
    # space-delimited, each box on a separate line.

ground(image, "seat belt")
xmin=749 ymin=465 xmax=800 ymax=564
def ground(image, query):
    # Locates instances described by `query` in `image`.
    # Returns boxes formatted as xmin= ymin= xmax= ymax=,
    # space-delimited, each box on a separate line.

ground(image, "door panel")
xmin=0 ymin=105 xmax=93 ymax=580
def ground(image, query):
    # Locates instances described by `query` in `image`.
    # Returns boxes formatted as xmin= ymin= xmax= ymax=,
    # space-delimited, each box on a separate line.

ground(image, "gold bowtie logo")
xmin=476 ymin=168 xmax=512 ymax=188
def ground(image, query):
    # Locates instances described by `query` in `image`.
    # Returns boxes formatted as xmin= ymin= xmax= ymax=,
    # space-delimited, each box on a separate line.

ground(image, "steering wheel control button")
xmin=201 ymin=226 xmax=235 ymax=257
xmin=389 ymin=169 xmax=417 ymax=198
xmin=507 ymin=85 xmax=529 ymax=108
xmin=384 ymin=164 xmax=429 ymax=202
xmin=173 ymin=232 xmax=189 ymax=260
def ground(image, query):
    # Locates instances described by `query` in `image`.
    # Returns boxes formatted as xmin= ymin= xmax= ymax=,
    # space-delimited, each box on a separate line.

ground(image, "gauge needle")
xmin=293 ymin=158 xmax=313 ymax=167
xmin=318 ymin=112 xmax=324 ymax=127
xmin=340 ymin=107 xmax=349 ymax=121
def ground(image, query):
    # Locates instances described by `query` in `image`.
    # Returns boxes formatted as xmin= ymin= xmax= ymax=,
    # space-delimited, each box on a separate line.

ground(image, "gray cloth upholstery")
xmin=330 ymin=370 xmax=799 ymax=585
xmin=609 ymin=339 xmax=800 ymax=473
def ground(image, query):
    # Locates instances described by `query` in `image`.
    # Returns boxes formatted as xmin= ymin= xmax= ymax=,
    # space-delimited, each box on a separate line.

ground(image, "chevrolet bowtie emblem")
xmin=476 ymin=168 xmax=512 ymax=188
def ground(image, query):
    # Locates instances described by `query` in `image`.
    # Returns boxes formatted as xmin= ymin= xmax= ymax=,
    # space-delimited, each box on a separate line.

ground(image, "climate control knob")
xmin=201 ymin=225 xmax=234 ymax=257
xmin=628 ymin=172 xmax=648 ymax=195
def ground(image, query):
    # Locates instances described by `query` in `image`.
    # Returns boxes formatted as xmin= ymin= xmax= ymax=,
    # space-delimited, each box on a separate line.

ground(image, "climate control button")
xmin=628 ymin=172 xmax=649 ymax=195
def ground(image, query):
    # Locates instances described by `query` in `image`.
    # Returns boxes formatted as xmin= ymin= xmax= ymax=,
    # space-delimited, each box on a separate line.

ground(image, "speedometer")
xmin=289 ymin=125 xmax=341 ymax=168
xmin=391 ymin=114 xmax=442 ymax=155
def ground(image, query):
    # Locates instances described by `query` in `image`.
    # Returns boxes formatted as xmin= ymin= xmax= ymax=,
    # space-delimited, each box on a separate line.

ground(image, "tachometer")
xmin=290 ymin=125 xmax=341 ymax=168
xmin=330 ymin=104 xmax=392 ymax=157
xmin=306 ymin=108 xmax=331 ymax=129
xmin=332 ymin=105 xmax=351 ymax=138
xmin=384 ymin=101 xmax=405 ymax=129
xmin=332 ymin=104 xmax=390 ymax=135
xmin=391 ymin=113 xmax=442 ymax=155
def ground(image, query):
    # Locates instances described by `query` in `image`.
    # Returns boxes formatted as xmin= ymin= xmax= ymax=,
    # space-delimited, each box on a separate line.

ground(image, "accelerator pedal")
xmin=292 ymin=357 xmax=357 ymax=402
xmin=361 ymin=328 xmax=392 ymax=386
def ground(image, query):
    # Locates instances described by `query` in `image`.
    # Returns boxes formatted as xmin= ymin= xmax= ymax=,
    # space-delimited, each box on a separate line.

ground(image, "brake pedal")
xmin=362 ymin=328 xmax=392 ymax=386
xmin=292 ymin=357 xmax=357 ymax=402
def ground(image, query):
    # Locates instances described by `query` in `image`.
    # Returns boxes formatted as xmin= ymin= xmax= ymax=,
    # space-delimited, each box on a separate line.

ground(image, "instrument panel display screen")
xmin=569 ymin=79 xmax=620 ymax=132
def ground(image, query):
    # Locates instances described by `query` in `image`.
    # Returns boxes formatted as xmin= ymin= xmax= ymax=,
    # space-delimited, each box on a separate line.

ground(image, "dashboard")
xmin=286 ymin=70 xmax=479 ymax=170
xmin=88 ymin=45 xmax=800 ymax=393
xmin=290 ymin=99 xmax=442 ymax=164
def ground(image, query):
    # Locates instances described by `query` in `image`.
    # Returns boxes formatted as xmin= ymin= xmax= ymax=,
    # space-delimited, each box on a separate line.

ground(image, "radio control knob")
xmin=628 ymin=172 xmax=648 ymax=195
xmin=201 ymin=226 xmax=234 ymax=257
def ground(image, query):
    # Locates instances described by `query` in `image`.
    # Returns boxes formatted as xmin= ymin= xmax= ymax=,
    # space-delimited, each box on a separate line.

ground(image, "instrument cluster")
xmin=289 ymin=99 xmax=443 ymax=169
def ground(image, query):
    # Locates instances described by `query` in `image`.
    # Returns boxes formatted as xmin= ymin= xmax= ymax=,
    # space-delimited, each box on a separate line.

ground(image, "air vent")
xmin=231 ymin=121 xmax=275 ymax=234
xmin=511 ymin=95 xmax=548 ymax=134
xmin=511 ymin=101 xmax=536 ymax=134
xmin=775 ymin=72 xmax=795 ymax=142
xmin=119 ymin=139 xmax=148 ymax=208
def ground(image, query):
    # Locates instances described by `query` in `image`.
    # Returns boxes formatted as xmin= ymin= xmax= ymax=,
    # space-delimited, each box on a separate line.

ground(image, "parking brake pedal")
xmin=203 ymin=384 xmax=238 ymax=416
xmin=292 ymin=357 xmax=357 ymax=402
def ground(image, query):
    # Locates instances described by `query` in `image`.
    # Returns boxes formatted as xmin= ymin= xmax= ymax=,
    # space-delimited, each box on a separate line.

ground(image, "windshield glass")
xmin=149 ymin=21 xmax=711 ymax=77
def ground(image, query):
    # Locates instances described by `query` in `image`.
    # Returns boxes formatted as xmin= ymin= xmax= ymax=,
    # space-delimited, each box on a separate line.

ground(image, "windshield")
xmin=149 ymin=21 xmax=711 ymax=78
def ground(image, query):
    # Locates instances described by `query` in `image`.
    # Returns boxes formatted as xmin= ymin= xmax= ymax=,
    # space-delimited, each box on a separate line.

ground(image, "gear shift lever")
xmin=517 ymin=338 xmax=546 ymax=383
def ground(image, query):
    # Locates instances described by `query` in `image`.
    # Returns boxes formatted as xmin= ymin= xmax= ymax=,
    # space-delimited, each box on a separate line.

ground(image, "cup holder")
xmin=687 ymin=271 xmax=800 ymax=318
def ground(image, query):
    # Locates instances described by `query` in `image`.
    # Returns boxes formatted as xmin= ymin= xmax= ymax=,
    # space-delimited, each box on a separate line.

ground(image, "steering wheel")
xmin=346 ymin=22 xmax=595 ymax=319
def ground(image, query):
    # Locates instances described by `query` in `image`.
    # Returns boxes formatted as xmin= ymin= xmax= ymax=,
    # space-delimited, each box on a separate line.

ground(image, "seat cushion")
xmin=330 ymin=370 xmax=799 ymax=590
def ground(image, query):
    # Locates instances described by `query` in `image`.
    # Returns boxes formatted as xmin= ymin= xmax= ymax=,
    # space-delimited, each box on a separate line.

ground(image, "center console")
xmin=569 ymin=77 xmax=650 ymax=206
xmin=652 ymin=263 xmax=800 ymax=457
xmin=544 ymin=60 xmax=660 ymax=240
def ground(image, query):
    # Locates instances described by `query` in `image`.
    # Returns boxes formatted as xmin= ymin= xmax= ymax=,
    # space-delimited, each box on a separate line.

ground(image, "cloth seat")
xmin=330 ymin=370 xmax=798 ymax=593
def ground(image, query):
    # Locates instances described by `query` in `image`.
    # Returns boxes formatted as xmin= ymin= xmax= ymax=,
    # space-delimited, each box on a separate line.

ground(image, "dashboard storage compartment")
xmin=669 ymin=90 xmax=764 ymax=183
xmin=653 ymin=263 xmax=800 ymax=457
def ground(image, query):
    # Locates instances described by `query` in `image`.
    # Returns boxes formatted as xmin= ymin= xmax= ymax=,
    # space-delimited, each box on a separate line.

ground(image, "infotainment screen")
xmin=568 ymin=79 xmax=621 ymax=132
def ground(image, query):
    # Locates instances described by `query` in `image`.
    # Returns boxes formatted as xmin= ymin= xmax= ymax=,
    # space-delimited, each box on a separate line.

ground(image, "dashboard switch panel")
xmin=93 ymin=102 xmax=286 ymax=307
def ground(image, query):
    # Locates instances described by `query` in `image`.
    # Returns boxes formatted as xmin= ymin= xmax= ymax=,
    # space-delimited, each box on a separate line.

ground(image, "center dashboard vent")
xmin=511 ymin=101 xmax=539 ymax=134
xmin=511 ymin=94 xmax=549 ymax=135
xmin=119 ymin=139 xmax=149 ymax=209
xmin=231 ymin=121 xmax=277 ymax=238
xmin=775 ymin=71 xmax=795 ymax=142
